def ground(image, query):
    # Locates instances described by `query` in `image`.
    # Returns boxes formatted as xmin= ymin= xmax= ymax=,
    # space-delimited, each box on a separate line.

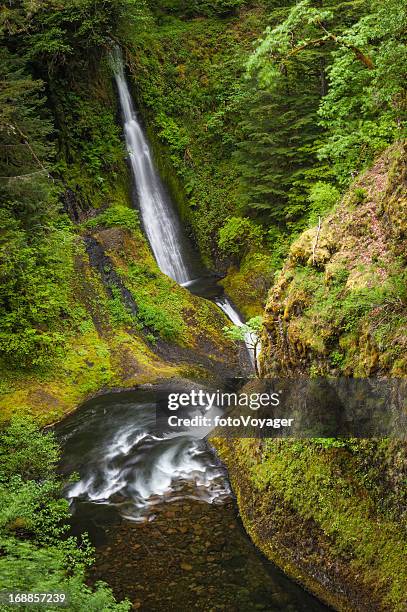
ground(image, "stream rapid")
xmin=57 ymin=390 xmax=330 ymax=611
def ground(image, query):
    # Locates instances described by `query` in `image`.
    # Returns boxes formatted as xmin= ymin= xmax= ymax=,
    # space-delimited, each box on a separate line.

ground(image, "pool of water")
xmin=56 ymin=389 xmax=331 ymax=611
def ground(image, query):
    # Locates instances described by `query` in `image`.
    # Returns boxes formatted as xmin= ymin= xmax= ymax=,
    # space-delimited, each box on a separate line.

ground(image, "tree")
xmin=0 ymin=416 xmax=130 ymax=610
xmin=223 ymin=316 xmax=262 ymax=376
xmin=245 ymin=0 xmax=406 ymax=186
xmin=318 ymin=0 xmax=407 ymax=183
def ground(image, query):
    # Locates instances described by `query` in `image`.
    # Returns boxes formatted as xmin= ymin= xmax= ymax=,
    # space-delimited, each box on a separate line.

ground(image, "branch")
xmin=312 ymin=216 xmax=322 ymax=266
xmin=9 ymin=123 xmax=53 ymax=180
xmin=0 ymin=169 xmax=48 ymax=180
xmin=286 ymin=32 xmax=374 ymax=69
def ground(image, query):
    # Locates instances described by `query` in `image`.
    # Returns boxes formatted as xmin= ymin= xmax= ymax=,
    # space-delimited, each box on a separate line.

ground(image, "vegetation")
xmin=0 ymin=1 xmax=406 ymax=610
xmin=0 ymin=417 xmax=130 ymax=610
xmin=0 ymin=0 xmax=139 ymax=371
xmin=215 ymin=436 xmax=407 ymax=611
xmin=223 ymin=316 xmax=262 ymax=375
xmin=129 ymin=0 xmax=405 ymax=281
xmin=260 ymin=144 xmax=407 ymax=377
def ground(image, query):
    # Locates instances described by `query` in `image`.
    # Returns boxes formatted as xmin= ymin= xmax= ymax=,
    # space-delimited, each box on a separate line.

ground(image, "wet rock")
xmin=110 ymin=493 xmax=127 ymax=504
xmin=180 ymin=562 xmax=193 ymax=571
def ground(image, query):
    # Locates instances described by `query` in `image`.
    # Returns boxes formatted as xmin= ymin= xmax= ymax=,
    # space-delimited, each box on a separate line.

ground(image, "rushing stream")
xmin=57 ymin=390 xmax=330 ymax=611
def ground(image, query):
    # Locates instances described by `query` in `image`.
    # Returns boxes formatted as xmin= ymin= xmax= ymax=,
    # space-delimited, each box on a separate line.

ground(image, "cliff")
xmin=260 ymin=143 xmax=407 ymax=378
xmin=214 ymin=144 xmax=407 ymax=611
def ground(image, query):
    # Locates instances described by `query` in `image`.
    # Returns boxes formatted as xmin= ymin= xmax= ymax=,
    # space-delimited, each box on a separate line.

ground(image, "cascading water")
xmin=112 ymin=48 xmax=257 ymax=367
xmin=56 ymin=51 xmax=329 ymax=612
xmin=215 ymin=297 xmax=256 ymax=367
xmin=58 ymin=390 xmax=230 ymax=522
xmin=57 ymin=391 xmax=329 ymax=611
xmin=112 ymin=49 xmax=190 ymax=284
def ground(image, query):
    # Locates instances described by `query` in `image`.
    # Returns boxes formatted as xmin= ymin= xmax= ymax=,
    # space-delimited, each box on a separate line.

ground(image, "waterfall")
xmin=215 ymin=297 xmax=256 ymax=367
xmin=112 ymin=49 xmax=190 ymax=284
xmin=112 ymin=49 xmax=256 ymax=371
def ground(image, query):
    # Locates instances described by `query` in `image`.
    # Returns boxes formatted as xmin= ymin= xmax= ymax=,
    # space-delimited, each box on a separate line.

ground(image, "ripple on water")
xmin=56 ymin=390 xmax=331 ymax=611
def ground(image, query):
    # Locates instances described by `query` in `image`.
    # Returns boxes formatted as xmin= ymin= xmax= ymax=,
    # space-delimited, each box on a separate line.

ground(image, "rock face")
xmin=214 ymin=436 xmax=407 ymax=612
xmin=260 ymin=143 xmax=407 ymax=378
xmin=213 ymin=144 xmax=407 ymax=612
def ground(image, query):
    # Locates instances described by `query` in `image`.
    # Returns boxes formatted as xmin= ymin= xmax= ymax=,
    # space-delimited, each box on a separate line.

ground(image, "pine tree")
xmin=0 ymin=48 xmax=56 ymax=230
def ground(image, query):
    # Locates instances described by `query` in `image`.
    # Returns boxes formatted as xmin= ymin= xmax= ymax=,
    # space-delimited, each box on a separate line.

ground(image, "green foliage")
xmin=234 ymin=437 xmax=407 ymax=610
xmin=137 ymin=302 xmax=181 ymax=341
xmin=107 ymin=287 xmax=138 ymax=328
xmin=352 ymin=187 xmax=367 ymax=204
xmin=223 ymin=315 xmax=262 ymax=343
xmin=86 ymin=205 xmax=139 ymax=230
xmin=218 ymin=216 xmax=263 ymax=258
xmin=0 ymin=208 xmax=75 ymax=370
xmin=329 ymin=350 xmax=345 ymax=368
xmin=0 ymin=417 xmax=130 ymax=610
xmin=316 ymin=0 xmax=407 ymax=183
xmin=106 ymin=260 xmax=186 ymax=342
xmin=0 ymin=417 xmax=59 ymax=482
xmin=153 ymin=0 xmax=245 ymax=18
xmin=0 ymin=47 xmax=56 ymax=228
xmin=53 ymin=89 xmax=125 ymax=203
xmin=0 ymin=1 xmax=145 ymax=371
xmin=308 ymin=181 xmax=340 ymax=226
xmin=1 ymin=0 xmax=147 ymax=61
xmin=126 ymin=263 xmax=186 ymax=341
xmin=223 ymin=315 xmax=262 ymax=373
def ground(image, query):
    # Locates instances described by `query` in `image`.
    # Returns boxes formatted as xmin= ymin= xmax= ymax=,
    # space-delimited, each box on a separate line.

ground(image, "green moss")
xmin=84 ymin=205 xmax=140 ymax=231
xmin=214 ymin=437 xmax=407 ymax=612
xmin=261 ymin=145 xmax=407 ymax=377
xmin=0 ymin=214 xmax=237 ymax=426
xmin=221 ymin=253 xmax=275 ymax=318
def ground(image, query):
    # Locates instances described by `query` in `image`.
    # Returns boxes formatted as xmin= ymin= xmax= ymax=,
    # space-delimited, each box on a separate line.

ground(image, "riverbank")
xmin=213 ymin=437 xmax=407 ymax=612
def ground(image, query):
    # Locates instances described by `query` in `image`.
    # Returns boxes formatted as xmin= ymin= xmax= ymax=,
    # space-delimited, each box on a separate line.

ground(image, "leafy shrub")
xmin=0 ymin=417 xmax=130 ymax=610
xmin=86 ymin=205 xmax=139 ymax=231
xmin=0 ymin=417 xmax=59 ymax=482
xmin=137 ymin=303 xmax=181 ymax=341
xmin=308 ymin=182 xmax=341 ymax=226
xmin=352 ymin=187 xmax=367 ymax=204
xmin=0 ymin=212 xmax=74 ymax=370
xmin=218 ymin=217 xmax=263 ymax=259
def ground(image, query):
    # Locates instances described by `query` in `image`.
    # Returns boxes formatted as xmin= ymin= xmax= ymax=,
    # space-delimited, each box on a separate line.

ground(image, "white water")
xmin=215 ymin=297 xmax=257 ymax=367
xmin=112 ymin=50 xmax=190 ymax=284
xmin=112 ymin=49 xmax=255 ymax=367
xmin=60 ymin=394 xmax=230 ymax=522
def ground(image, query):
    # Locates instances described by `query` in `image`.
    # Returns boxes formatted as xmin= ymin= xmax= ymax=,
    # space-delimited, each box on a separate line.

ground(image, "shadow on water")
xmin=56 ymin=389 xmax=331 ymax=611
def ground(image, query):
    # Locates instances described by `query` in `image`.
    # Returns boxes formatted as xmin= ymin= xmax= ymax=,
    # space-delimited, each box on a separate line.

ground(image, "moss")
xmin=260 ymin=145 xmax=407 ymax=378
xmin=380 ymin=142 xmax=407 ymax=239
xmin=213 ymin=437 xmax=407 ymax=612
xmin=220 ymin=253 xmax=275 ymax=318
xmin=0 ymin=215 xmax=238 ymax=426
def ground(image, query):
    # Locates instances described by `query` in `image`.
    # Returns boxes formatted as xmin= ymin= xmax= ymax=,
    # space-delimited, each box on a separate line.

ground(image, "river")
xmin=56 ymin=389 xmax=330 ymax=611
